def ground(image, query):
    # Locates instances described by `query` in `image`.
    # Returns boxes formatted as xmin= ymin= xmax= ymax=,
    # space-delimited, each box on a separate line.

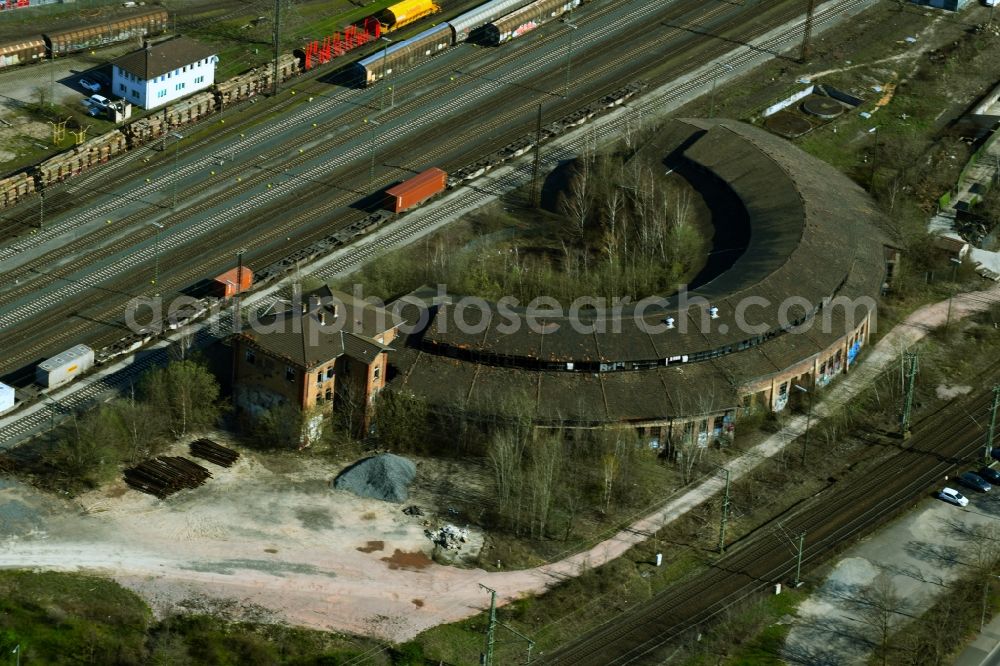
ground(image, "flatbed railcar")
xmin=481 ymin=0 xmax=580 ymax=45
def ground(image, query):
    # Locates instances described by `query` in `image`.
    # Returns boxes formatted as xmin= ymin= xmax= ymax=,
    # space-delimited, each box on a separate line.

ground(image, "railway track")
xmin=542 ymin=377 xmax=1000 ymax=664
xmin=0 ymin=0 xmax=873 ymax=382
xmin=0 ymin=0 xmax=772 ymax=371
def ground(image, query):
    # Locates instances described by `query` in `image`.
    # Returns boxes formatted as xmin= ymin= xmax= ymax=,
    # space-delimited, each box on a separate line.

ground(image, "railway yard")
xmin=0 ymin=0 xmax=877 ymax=416
xmin=5 ymin=0 xmax=1000 ymax=662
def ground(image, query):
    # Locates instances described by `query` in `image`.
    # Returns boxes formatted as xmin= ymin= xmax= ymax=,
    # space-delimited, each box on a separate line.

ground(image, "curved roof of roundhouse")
xmin=389 ymin=119 xmax=891 ymax=424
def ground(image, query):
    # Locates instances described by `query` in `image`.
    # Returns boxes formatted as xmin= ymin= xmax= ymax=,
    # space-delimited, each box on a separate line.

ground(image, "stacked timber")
xmin=165 ymin=92 xmax=216 ymax=126
xmin=0 ymin=172 xmax=34 ymax=209
xmin=125 ymin=114 xmax=167 ymax=147
xmin=36 ymin=130 xmax=126 ymax=186
xmin=189 ymin=438 xmax=240 ymax=467
xmin=124 ymin=456 xmax=212 ymax=498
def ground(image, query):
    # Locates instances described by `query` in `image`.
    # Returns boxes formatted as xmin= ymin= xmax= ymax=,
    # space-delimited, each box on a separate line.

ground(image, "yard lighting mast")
xmin=272 ymin=0 xmax=282 ymax=95
xmin=717 ymin=466 xmax=731 ymax=554
xmin=170 ymin=132 xmax=183 ymax=211
xmin=561 ymin=22 xmax=578 ymax=99
xmin=529 ymin=103 xmax=543 ymax=208
xmin=365 ymin=118 xmax=380 ymax=191
xmin=149 ymin=221 xmax=164 ymax=294
xmin=800 ymin=0 xmax=817 ymax=63
xmin=379 ymin=36 xmax=393 ymax=111
xmin=987 ymin=384 xmax=1000 ymax=462
xmin=479 ymin=583 xmax=497 ymax=666
xmin=708 ymin=63 xmax=734 ymax=118
xmin=945 ymin=256 xmax=962 ymax=332
xmin=900 ymin=352 xmax=918 ymax=440
xmin=794 ymin=384 xmax=813 ymax=466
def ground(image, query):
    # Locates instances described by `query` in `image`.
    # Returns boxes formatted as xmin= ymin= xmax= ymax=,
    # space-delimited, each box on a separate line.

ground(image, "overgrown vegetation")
xmin=15 ymin=359 xmax=222 ymax=492
xmin=0 ymin=571 xmax=386 ymax=665
xmin=342 ymin=146 xmax=708 ymax=303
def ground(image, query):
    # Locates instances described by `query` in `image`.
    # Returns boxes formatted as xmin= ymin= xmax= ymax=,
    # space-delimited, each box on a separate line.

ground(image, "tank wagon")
xmin=378 ymin=0 xmax=441 ymax=31
xmin=355 ymin=23 xmax=451 ymax=85
xmin=0 ymin=36 xmax=45 ymax=69
xmin=481 ymin=0 xmax=580 ymax=45
xmin=43 ymin=8 xmax=168 ymax=56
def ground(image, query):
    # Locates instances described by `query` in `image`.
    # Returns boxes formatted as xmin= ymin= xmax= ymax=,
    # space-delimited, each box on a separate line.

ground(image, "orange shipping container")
xmin=212 ymin=266 xmax=254 ymax=298
xmin=384 ymin=167 xmax=447 ymax=213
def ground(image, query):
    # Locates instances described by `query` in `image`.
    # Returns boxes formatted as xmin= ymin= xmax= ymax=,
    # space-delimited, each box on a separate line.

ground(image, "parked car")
xmin=979 ymin=467 xmax=1000 ymax=485
xmin=958 ymin=471 xmax=991 ymax=493
xmin=78 ymin=77 xmax=100 ymax=92
xmin=938 ymin=487 xmax=969 ymax=507
xmin=89 ymin=94 xmax=110 ymax=107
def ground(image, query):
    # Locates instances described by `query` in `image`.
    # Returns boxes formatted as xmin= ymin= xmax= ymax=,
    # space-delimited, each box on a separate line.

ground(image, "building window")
xmin=194 ymin=75 xmax=204 ymax=84
xmin=175 ymin=82 xmax=185 ymax=91
xmin=325 ymin=388 xmax=333 ymax=401
xmin=245 ymin=348 xmax=255 ymax=364
xmin=119 ymin=83 xmax=126 ymax=92
xmin=373 ymin=366 xmax=381 ymax=380
xmin=325 ymin=366 xmax=335 ymax=380
xmin=285 ymin=366 xmax=296 ymax=382
xmin=157 ymin=89 xmax=167 ymax=98
xmin=167 ymin=72 xmax=171 ymax=78
xmin=130 ymin=89 xmax=139 ymax=99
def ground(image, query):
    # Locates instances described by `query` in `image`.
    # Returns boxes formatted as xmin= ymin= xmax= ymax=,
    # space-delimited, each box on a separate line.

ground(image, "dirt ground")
xmin=0 ymin=432 xmax=491 ymax=641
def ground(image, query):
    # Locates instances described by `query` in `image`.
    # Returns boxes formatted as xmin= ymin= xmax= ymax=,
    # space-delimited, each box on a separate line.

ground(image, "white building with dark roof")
xmin=111 ymin=36 xmax=218 ymax=109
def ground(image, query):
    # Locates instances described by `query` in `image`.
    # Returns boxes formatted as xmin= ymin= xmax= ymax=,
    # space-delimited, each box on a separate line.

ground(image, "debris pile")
xmin=333 ymin=453 xmax=416 ymax=503
xmin=402 ymin=505 xmax=424 ymax=516
xmin=189 ymin=438 xmax=240 ymax=467
xmin=429 ymin=524 xmax=469 ymax=551
xmin=124 ymin=457 xmax=211 ymax=498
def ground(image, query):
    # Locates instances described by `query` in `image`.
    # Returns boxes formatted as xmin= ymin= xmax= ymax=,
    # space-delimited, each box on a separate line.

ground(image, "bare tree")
xmin=853 ymin=572 xmax=907 ymax=665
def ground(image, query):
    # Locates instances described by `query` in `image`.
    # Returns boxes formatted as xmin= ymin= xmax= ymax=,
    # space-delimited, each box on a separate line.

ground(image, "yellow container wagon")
xmin=378 ymin=0 xmax=440 ymax=31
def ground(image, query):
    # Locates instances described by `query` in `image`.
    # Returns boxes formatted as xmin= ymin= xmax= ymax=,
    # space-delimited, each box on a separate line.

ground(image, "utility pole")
xmin=900 ymin=352 xmax=918 ymax=440
xmin=170 ymin=132 xmax=183 ymax=211
xmin=479 ymin=583 xmax=497 ymax=666
xmin=38 ymin=189 xmax=44 ymax=229
xmin=529 ymin=103 xmax=543 ymax=208
xmin=272 ymin=0 xmax=281 ymax=96
xmin=800 ymin=0 xmax=816 ymax=63
xmin=987 ymin=385 xmax=1000 ymax=462
xmin=718 ymin=466 xmax=731 ymax=554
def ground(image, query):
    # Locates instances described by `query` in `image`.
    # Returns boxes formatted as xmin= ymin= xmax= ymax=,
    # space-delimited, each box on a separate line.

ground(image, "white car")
xmin=78 ymin=77 xmax=101 ymax=92
xmin=938 ymin=487 xmax=969 ymax=507
xmin=89 ymin=94 xmax=110 ymax=107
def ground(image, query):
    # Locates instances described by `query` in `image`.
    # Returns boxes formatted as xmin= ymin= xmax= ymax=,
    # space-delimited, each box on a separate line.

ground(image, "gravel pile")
xmin=333 ymin=454 xmax=417 ymax=503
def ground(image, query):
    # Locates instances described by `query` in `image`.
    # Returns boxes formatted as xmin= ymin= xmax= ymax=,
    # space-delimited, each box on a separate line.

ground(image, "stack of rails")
xmin=124 ymin=456 xmax=212 ymax=498
xmin=189 ymin=439 xmax=240 ymax=467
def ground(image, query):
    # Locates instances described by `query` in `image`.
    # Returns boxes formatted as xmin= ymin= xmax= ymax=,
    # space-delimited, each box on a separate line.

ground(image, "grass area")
xmin=0 ymin=571 xmax=388 ymax=665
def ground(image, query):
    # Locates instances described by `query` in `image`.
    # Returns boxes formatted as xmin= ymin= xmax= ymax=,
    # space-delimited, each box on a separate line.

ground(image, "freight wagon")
xmin=43 ymin=8 xmax=168 ymax=56
xmin=378 ymin=0 xmax=440 ymax=31
xmin=448 ymin=0 xmax=535 ymax=42
xmin=385 ymin=167 xmax=447 ymax=212
xmin=0 ymin=36 xmax=45 ymax=69
xmin=354 ymin=23 xmax=451 ymax=85
xmin=211 ymin=266 xmax=254 ymax=298
xmin=481 ymin=0 xmax=580 ymax=45
xmin=36 ymin=344 xmax=94 ymax=389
